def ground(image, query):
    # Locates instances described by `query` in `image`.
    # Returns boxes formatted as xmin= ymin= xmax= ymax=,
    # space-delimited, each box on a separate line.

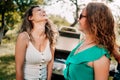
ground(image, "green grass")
xmin=109 ymin=77 xmax=113 ymax=80
xmin=0 ymin=55 xmax=16 ymax=80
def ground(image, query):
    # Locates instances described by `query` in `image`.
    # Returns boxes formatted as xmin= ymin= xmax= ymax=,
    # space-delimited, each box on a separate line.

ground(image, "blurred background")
xmin=0 ymin=0 xmax=120 ymax=80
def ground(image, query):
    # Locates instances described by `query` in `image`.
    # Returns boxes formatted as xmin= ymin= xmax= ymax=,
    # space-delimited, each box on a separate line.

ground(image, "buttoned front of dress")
xmin=24 ymin=41 xmax=52 ymax=80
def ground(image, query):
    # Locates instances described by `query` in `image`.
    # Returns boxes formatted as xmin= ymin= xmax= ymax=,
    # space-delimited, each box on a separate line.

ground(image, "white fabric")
xmin=24 ymin=33 xmax=52 ymax=80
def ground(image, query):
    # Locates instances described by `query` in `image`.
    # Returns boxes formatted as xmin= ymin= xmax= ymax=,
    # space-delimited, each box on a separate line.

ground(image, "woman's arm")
xmin=94 ymin=56 xmax=110 ymax=80
xmin=47 ymin=46 xmax=55 ymax=80
xmin=15 ymin=33 xmax=28 ymax=80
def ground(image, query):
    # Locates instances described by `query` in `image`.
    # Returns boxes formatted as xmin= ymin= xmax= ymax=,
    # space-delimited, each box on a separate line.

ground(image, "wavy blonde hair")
xmin=86 ymin=2 xmax=115 ymax=54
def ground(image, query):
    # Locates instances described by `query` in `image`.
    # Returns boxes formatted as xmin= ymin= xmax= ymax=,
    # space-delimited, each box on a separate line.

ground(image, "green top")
xmin=63 ymin=42 xmax=110 ymax=80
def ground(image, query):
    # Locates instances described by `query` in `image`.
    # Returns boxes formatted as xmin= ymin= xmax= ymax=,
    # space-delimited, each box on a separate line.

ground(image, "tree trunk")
xmin=70 ymin=0 xmax=79 ymax=27
xmin=0 ymin=7 xmax=5 ymax=45
xmin=70 ymin=19 xmax=78 ymax=27
xmin=0 ymin=27 xmax=4 ymax=45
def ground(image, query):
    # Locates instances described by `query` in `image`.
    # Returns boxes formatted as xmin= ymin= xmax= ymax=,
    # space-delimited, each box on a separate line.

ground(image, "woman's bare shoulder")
xmin=94 ymin=55 xmax=110 ymax=67
xmin=17 ymin=32 xmax=29 ymax=44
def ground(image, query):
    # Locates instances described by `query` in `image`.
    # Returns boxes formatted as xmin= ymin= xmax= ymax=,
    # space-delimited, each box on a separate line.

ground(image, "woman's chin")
xmin=44 ymin=16 xmax=48 ymax=20
xmin=78 ymin=28 xmax=83 ymax=31
xmin=39 ymin=18 xmax=48 ymax=22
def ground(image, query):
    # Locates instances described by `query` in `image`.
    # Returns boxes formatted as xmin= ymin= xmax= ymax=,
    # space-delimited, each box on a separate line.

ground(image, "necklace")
xmin=74 ymin=41 xmax=95 ymax=54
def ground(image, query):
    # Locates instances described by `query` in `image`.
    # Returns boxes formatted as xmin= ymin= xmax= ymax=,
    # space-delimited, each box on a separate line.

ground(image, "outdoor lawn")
xmin=0 ymin=54 xmax=15 ymax=80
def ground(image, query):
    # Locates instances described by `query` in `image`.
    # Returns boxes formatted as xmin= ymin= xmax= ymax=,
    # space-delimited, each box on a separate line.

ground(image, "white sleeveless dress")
xmin=24 ymin=33 xmax=52 ymax=80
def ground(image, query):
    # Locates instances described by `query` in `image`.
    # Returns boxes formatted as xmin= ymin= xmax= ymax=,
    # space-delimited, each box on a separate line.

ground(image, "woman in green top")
xmin=64 ymin=2 xmax=116 ymax=80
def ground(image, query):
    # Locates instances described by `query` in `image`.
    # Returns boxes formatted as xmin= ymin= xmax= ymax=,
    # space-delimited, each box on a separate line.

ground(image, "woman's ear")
xmin=28 ymin=16 xmax=32 ymax=20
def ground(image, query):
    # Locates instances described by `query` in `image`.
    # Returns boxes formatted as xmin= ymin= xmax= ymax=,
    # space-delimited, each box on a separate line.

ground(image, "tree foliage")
xmin=49 ymin=15 xmax=70 ymax=27
xmin=0 ymin=0 xmax=44 ymax=44
xmin=46 ymin=0 xmax=114 ymax=27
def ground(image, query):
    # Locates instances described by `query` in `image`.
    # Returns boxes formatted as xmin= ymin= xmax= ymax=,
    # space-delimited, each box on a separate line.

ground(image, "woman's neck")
xmin=84 ymin=33 xmax=95 ymax=43
xmin=31 ymin=22 xmax=46 ymax=38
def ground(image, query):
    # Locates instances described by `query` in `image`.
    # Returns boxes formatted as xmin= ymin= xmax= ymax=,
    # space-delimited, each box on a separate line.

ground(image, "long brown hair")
xmin=19 ymin=5 xmax=57 ymax=46
xmin=86 ymin=2 xmax=115 ymax=54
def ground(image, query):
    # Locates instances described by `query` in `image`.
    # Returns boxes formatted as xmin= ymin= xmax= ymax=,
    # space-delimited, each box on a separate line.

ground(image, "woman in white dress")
xmin=15 ymin=5 xmax=57 ymax=80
